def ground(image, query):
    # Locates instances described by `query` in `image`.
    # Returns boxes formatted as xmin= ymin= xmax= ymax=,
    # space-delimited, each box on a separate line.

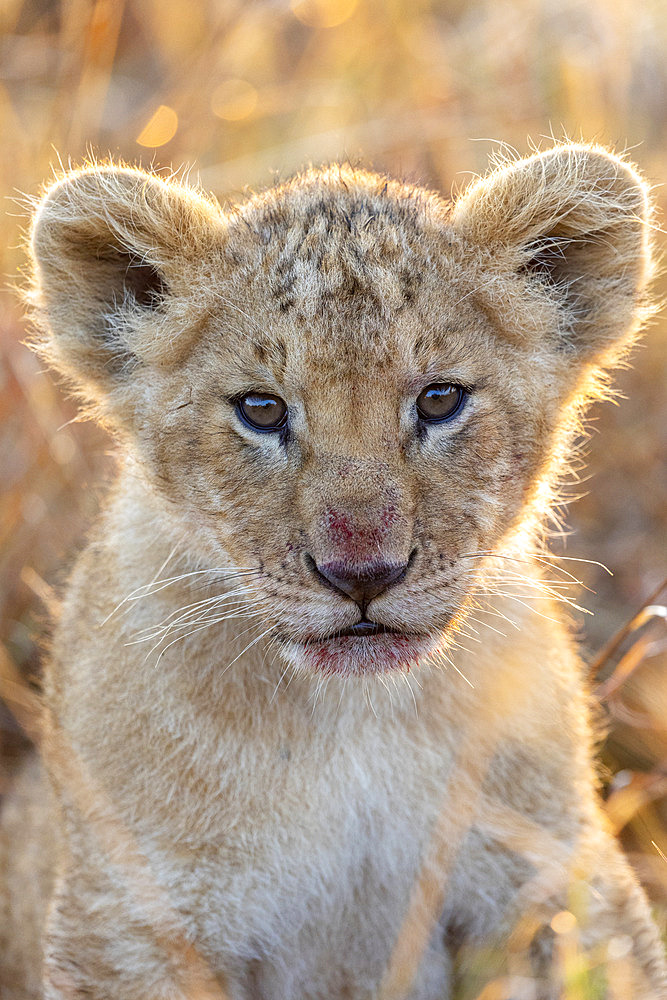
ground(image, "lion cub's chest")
xmin=140 ymin=698 xmax=456 ymax=990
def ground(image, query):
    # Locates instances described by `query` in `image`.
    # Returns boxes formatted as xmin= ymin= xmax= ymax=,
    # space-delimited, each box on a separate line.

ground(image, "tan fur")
xmin=1 ymin=143 xmax=665 ymax=999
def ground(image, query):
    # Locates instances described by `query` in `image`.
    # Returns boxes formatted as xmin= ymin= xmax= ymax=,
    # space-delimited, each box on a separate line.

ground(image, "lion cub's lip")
xmin=335 ymin=620 xmax=403 ymax=638
xmin=274 ymin=621 xmax=420 ymax=645
xmin=282 ymin=629 xmax=437 ymax=676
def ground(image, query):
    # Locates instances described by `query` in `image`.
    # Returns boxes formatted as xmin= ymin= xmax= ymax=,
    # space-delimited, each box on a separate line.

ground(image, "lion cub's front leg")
xmin=43 ymin=870 xmax=197 ymax=1000
xmin=41 ymin=802 xmax=228 ymax=1000
xmin=453 ymin=825 xmax=667 ymax=999
xmin=573 ymin=831 xmax=667 ymax=998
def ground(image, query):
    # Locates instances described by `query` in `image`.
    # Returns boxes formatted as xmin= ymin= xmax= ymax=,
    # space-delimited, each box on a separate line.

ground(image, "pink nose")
xmin=310 ymin=558 xmax=408 ymax=612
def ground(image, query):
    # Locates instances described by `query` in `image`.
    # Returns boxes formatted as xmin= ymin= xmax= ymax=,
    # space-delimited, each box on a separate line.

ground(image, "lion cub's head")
xmin=29 ymin=145 xmax=652 ymax=676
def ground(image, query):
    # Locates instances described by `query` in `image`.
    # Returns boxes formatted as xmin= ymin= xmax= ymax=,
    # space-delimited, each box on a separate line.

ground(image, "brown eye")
xmin=236 ymin=392 xmax=288 ymax=433
xmin=416 ymin=383 xmax=467 ymax=423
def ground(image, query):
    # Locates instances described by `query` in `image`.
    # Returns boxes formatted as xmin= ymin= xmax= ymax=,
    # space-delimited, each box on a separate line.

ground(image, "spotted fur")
xmin=1 ymin=144 xmax=665 ymax=998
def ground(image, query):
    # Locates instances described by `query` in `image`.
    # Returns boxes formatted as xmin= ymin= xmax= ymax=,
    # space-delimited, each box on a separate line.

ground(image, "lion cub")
xmin=1 ymin=144 xmax=665 ymax=999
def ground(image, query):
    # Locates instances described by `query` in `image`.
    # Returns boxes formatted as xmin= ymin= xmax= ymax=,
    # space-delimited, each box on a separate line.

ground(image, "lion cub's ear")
xmin=30 ymin=165 xmax=222 ymax=404
xmin=451 ymin=144 xmax=653 ymax=359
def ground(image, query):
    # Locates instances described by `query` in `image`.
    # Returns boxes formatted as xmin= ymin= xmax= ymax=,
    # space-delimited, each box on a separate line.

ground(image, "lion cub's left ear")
xmin=451 ymin=144 xmax=654 ymax=359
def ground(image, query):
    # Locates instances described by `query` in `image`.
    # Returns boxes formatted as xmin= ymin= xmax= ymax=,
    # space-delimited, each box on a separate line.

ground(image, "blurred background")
xmin=1 ymin=0 xmax=666 ymax=937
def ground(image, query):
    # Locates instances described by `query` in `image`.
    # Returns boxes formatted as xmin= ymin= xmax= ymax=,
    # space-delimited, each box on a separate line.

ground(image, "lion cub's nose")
xmin=310 ymin=558 xmax=409 ymax=611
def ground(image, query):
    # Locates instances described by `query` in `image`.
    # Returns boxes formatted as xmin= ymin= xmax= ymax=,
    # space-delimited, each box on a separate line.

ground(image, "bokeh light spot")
xmin=211 ymin=79 xmax=258 ymax=122
xmin=550 ymin=910 xmax=577 ymax=935
xmin=136 ymin=105 xmax=178 ymax=147
xmin=290 ymin=0 xmax=358 ymax=29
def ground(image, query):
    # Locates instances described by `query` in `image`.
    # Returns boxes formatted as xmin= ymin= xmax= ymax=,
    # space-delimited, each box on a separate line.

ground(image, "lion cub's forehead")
xmin=222 ymin=167 xmax=460 ymax=328
xmin=237 ymin=166 xmax=450 ymax=239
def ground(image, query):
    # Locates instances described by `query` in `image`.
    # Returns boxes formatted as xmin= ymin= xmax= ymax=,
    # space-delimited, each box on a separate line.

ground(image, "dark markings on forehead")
xmin=274 ymin=254 xmax=297 ymax=313
xmin=274 ymin=337 xmax=288 ymax=377
xmin=252 ymin=340 xmax=268 ymax=364
xmin=412 ymin=334 xmax=426 ymax=357
xmin=241 ymin=335 xmax=288 ymax=380
xmin=234 ymin=173 xmax=447 ymax=325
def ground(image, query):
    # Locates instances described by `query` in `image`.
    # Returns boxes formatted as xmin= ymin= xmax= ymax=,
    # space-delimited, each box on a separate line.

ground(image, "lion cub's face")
xmin=30 ymin=148 xmax=650 ymax=675
xmin=144 ymin=185 xmax=555 ymax=677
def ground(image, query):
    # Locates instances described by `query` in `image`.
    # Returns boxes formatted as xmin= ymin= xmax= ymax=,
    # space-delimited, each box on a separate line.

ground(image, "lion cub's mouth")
xmin=277 ymin=620 xmax=437 ymax=676
xmin=334 ymin=619 xmax=403 ymax=638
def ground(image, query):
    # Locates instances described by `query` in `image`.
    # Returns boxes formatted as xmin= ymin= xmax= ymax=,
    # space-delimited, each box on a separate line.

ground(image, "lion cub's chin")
xmin=278 ymin=631 xmax=439 ymax=676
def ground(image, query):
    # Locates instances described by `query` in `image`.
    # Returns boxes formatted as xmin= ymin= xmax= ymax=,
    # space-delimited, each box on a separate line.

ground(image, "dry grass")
xmin=0 ymin=0 xmax=666 ymax=995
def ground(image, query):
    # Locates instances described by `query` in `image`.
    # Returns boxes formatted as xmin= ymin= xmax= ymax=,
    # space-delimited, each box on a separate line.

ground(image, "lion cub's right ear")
xmin=29 ymin=165 xmax=223 ymax=409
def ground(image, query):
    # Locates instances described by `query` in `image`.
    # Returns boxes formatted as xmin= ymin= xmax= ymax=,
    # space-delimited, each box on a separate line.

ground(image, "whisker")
xmin=400 ymin=670 xmax=419 ymax=715
xmin=468 ymin=602 xmax=522 ymax=630
xmin=219 ymin=624 xmax=278 ymax=677
xmin=432 ymin=649 xmax=475 ymax=689
xmin=475 ymin=587 xmax=591 ymax=615
xmin=133 ymin=585 xmax=260 ymax=632
xmin=270 ymin=659 xmax=294 ymax=704
xmin=142 ymin=609 xmax=267 ymax=665
xmin=129 ymin=606 xmax=264 ymax=648
xmin=129 ymin=568 xmax=260 ymax=601
xmin=132 ymin=591 xmax=261 ymax=640
xmin=101 ymin=566 xmax=261 ymax=625
xmin=460 ymin=548 xmax=611 ymax=583
xmin=463 ymin=612 xmax=512 ymax=638
xmin=363 ymin=682 xmax=379 ymax=719
xmin=473 ymin=591 xmax=577 ymax=623
xmin=309 ymin=673 xmax=328 ymax=715
xmin=377 ymin=674 xmax=396 ymax=716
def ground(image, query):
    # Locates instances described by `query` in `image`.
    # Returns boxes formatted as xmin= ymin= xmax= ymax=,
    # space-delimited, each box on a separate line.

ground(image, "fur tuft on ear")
xmin=451 ymin=143 xmax=655 ymax=359
xmin=28 ymin=164 xmax=223 ymax=408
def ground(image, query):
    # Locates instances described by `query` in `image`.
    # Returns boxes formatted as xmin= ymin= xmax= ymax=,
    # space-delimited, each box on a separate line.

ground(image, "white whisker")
xmin=219 ymin=624 xmax=277 ymax=677
xmin=129 ymin=607 xmax=263 ymax=648
xmin=100 ymin=566 xmax=261 ymax=625
xmin=133 ymin=585 xmax=260 ymax=634
xmin=432 ymin=649 xmax=475 ymax=689
xmin=138 ymin=592 xmax=260 ymax=625
xmin=143 ymin=609 xmax=266 ymax=665
xmin=400 ymin=670 xmax=419 ymax=715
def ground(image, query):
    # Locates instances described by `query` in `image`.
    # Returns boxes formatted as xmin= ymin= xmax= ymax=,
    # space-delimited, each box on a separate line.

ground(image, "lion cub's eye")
xmin=416 ymin=383 xmax=467 ymax=423
xmin=236 ymin=392 xmax=288 ymax=433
